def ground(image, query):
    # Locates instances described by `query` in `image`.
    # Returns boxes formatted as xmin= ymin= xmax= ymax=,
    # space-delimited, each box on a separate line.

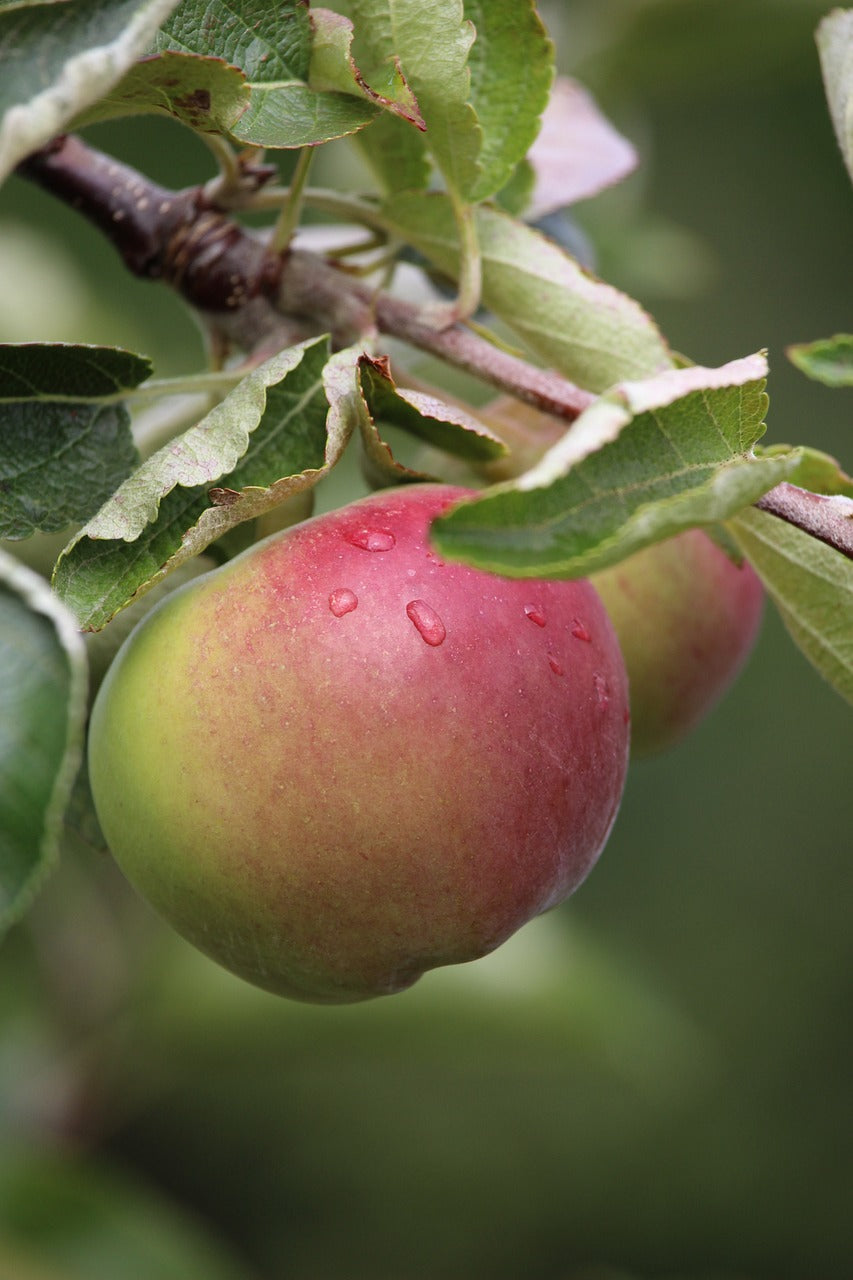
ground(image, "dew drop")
xmin=571 ymin=619 xmax=592 ymax=642
xmin=406 ymin=599 xmax=446 ymax=646
xmin=345 ymin=527 xmax=396 ymax=552
xmin=548 ymin=654 xmax=564 ymax=676
xmin=329 ymin=587 xmax=358 ymax=617
xmin=593 ymin=672 xmax=609 ymax=707
xmin=524 ymin=604 xmax=547 ymax=627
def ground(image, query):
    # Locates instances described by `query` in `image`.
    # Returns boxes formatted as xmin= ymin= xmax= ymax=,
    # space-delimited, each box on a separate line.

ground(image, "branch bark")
xmin=17 ymin=134 xmax=283 ymax=311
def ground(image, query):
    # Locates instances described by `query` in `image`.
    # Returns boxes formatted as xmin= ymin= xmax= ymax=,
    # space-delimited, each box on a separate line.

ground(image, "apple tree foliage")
xmin=0 ymin=0 xmax=851 ymax=943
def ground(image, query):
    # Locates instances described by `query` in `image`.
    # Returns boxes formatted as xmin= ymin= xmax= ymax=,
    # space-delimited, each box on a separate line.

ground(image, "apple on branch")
xmin=88 ymin=486 xmax=630 ymax=1003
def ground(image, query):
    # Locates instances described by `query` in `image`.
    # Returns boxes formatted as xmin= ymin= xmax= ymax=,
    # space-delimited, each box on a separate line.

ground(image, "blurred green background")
xmin=1 ymin=2 xmax=851 ymax=1278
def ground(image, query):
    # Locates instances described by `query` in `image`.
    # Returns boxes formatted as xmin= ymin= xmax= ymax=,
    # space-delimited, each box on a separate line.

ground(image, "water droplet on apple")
xmin=406 ymin=599 xmax=446 ymax=646
xmin=571 ymin=620 xmax=591 ymax=642
xmin=524 ymin=604 xmax=547 ymax=627
xmin=593 ymin=673 xmax=609 ymax=707
xmin=548 ymin=654 xmax=564 ymax=676
xmin=329 ymin=588 xmax=358 ymax=617
xmin=345 ymin=528 xmax=396 ymax=552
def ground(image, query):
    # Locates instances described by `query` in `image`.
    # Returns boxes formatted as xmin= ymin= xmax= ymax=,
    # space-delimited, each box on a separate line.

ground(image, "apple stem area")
xmin=15 ymin=134 xmax=853 ymax=563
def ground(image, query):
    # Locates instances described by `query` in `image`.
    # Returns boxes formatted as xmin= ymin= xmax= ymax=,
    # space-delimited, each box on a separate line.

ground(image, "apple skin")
xmin=591 ymin=529 xmax=764 ymax=757
xmin=88 ymin=485 xmax=629 ymax=1003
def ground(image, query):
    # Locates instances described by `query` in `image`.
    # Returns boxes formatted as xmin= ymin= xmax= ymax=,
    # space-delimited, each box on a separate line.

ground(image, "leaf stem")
xmin=248 ymin=184 xmax=392 ymax=232
xmin=408 ymin=196 xmax=483 ymax=330
xmin=199 ymin=132 xmax=244 ymax=191
xmin=5 ymin=369 xmax=250 ymax=410
xmin=128 ymin=371 xmax=248 ymax=400
xmin=270 ymin=148 xmax=315 ymax=253
xmin=325 ymin=233 xmax=387 ymax=259
xmin=449 ymin=194 xmax=483 ymax=322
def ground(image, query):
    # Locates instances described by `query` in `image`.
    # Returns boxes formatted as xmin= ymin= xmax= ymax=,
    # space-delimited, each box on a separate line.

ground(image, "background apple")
xmin=87 ymin=485 xmax=630 ymax=1003
xmin=591 ymin=529 xmax=764 ymax=755
xmin=470 ymin=397 xmax=766 ymax=758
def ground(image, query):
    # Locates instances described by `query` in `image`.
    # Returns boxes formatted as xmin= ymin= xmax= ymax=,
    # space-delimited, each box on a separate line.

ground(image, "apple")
xmin=591 ymin=529 xmax=764 ymax=756
xmin=88 ymin=485 xmax=629 ymax=1003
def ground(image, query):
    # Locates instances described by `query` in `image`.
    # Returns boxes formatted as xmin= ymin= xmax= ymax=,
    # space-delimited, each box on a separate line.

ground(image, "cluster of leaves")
xmin=1 ymin=0 xmax=852 ymax=934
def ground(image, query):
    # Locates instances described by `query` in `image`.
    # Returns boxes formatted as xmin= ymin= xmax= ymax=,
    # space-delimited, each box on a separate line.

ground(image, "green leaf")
xmin=354 ymin=354 xmax=506 ymax=486
xmin=0 ymin=0 xmax=182 ymax=184
xmin=72 ymin=51 xmax=250 ymax=133
xmin=156 ymin=0 xmax=312 ymax=82
xmin=463 ymin=0 xmax=553 ymax=202
xmin=381 ymin=193 xmax=673 ymax=391
xmin=343 ymin=0 xmax=481 ymax=200
xmin=160 ymin=344 xmax=358 ymax=561
xmin=0 ymin=404 xmax=139 ymax=540
xmin=358 ymin=357 xmax=506 ymax=462
xmin=787 ymin=334 xmax=853 ymax=386
xmin=494 ymin=157 xmax=536 ymax=217
xmin=816 ymin=9 xmax=853 ymax=190
xmin=730 ymin=505 xmax=853 ymax=706
xmin=0 ymin=343 xmax=152 ymax=400
xmin=0 ymin=553 xmax=87 ymax=937
xmin=155 ymin=0 xmax=379 ymax=146
xmin=431 ymin=353 xmax=801 ymax=579
xmin=232 ymin=82 xmax=378 ymax=148
xmin=0 ymin=345 xmax=149 ymax=540
xmin=309 ymin=7 xmax=424 ymax=127
xmin=354 ymin=108 xmax=431 ymax=195
xmin=353 ymin=392 xmax=434 ymax=489
xmin=53 ymin=340 xmax=356 ymax=629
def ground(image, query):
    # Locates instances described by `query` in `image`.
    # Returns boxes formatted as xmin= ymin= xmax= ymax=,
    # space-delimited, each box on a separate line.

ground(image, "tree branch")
xmin=16 ymin=134 xmax=593 ymax=422
xmin=373 ymin=292 xmax=594 ymax=418
xmin=14 ymin=135 xmax=853 ymax=560
xmin=17 ymin=134 xmax=283 ymax=311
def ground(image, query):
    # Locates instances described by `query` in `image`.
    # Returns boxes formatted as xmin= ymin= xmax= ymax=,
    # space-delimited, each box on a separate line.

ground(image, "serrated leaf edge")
xmin=59 ymin=341 xmax=320 ymax=553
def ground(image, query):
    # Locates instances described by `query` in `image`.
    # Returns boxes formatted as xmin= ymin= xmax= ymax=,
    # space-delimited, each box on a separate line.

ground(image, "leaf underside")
xmin=730 ymin=505 xmax=853 ymax=706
